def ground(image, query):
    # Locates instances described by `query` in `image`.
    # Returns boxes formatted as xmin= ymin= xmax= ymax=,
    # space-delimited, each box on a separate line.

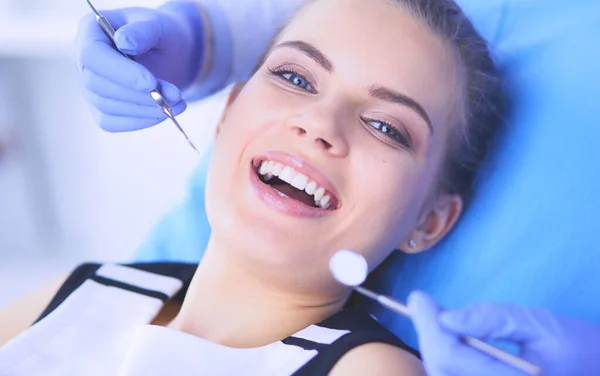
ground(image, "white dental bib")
xmin=0 ymin=263 xmax=413 ymax=376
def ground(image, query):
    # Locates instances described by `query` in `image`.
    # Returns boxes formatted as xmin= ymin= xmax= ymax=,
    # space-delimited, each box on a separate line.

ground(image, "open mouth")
xmin=252 ymin=159 xmax=340 ymax=211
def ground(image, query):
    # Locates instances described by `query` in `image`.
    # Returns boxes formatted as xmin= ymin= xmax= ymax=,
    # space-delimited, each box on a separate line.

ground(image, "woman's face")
xmin=206 ymin=0 xmax=463 ymax=289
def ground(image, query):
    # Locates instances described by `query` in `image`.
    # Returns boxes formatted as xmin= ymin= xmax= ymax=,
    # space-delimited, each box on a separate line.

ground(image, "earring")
xmin=408 ymin=239 xmax=417 ymax=249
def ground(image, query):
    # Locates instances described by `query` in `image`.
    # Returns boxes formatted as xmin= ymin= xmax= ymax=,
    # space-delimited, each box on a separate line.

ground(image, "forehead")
xmin=276 ymin=0 xmax=462 ymax=132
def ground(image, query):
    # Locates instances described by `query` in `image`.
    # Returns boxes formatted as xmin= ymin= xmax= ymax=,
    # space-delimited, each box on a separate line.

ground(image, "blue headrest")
xmin=135 ymin=0 xmax=600 ymax=349
xmin=375 ymin=0 xmax=600 ymax=347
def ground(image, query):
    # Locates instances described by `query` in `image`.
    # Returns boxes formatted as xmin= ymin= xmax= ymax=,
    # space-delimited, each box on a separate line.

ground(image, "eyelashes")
xmin=267 ymin=65 xmax=413 ymax=150
xmin=268 ymin=66 xmax=317 ymax=94
xmin=362 ymin=118 xmax=413 ymax=149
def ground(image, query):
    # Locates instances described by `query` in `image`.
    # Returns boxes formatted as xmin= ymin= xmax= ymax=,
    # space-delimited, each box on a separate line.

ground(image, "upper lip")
xmin=252 ymin=151 xmax=342 ymax=208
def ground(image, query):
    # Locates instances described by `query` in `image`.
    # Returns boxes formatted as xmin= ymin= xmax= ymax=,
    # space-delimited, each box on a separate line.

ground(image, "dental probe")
xmin=85 ymin=0 xmax=199 ymax=153
xmin=329 ymin=250 xmax=543 ymax=376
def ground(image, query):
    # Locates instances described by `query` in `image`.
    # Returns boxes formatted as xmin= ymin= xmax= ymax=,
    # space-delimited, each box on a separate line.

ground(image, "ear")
xmin=215 ymin=82 xmax=245 ymax=138
xmin=397 ymin=193 xmax=463 ymax=254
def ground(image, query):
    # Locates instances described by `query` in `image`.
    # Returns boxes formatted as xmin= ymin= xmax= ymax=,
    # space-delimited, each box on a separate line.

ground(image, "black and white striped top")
xmin=0 ymin=263 xmax=418 ymax=375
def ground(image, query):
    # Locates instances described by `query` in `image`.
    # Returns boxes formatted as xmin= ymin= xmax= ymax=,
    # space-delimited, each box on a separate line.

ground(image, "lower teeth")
xmin=273 ymin=188 xmax=289 ymax=198
xmin=262 ymin=176 xmax=330 ymax=209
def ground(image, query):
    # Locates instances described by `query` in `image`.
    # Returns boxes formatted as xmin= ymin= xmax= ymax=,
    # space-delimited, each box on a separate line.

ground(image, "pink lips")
xmin=253 ymin=151 xmax=341 ymax=203
xmin=249 ymin=151 xmax=341 ymax=218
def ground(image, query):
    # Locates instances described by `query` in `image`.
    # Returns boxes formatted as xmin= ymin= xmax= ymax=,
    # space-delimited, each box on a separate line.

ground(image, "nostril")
xmin=318 ymin=138 xmax=333 ymax=149
xmin=290 ymin=125 xmax=335 ymax=150
xmin=291 ymin=125 xmax=308 ymax=136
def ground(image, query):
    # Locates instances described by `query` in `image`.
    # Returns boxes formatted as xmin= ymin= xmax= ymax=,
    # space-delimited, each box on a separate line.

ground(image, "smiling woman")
xmin=0 ymin=0 xmax=501 ymax=374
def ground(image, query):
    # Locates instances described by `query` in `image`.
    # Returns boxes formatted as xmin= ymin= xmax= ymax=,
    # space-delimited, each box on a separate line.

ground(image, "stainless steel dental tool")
xmin=85 ymin=0 xmax=199 ymax=153
xmin=329 ymin=250 xmax=543 ymax=376
xmin=353 ymin=286 xmax=542 ymax=375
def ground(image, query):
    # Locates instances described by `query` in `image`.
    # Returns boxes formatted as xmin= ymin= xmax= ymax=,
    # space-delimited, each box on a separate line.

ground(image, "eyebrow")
xmin=369 ymin=86 xmax=434 ymax=135
xmin=273 ymin=40 xmax=334 ymax=72
xmin=272 ymin=40 xmax=433 ymax=134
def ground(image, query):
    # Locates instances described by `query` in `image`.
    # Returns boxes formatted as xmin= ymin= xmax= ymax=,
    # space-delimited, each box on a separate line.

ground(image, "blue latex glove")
xmin=74 ymin=1 xmax=205 ymax=131
xmin=408 ymin=291 xmax=600 ymax=376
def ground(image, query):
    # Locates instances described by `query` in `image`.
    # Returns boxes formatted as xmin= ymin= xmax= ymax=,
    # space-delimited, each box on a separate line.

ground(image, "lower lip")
xmin=249 ymin=164 xmax=333 ymax=219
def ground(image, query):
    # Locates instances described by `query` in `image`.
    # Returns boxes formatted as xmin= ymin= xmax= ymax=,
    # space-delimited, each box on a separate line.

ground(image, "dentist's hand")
xmin=74 ymin=1 xmax=205 ymax=131
xmin=408 ymin=291 xmax=600 ymax=376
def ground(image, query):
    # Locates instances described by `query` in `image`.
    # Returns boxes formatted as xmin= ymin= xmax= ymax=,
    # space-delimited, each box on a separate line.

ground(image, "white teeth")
xmin=291 ymin=173 xmax=309 ymax=190
xmin=315 ymin=194 xmax=331 ymax=209
xmin=259 ymin=161 xmax=269 ymax=175
xmin=256 ymin=159 xmax=335 ymax=209
xmin=279 ymin=166 xmax=295 ymax=184
xmin=305 ymin=182 xmax=317 ymax=195
xmin=273 ymin=188 xmax=289 ymax=198
xmin=314 ymin=187 xmax=325 ymax=201
xmin=273 ymin=163 xmax=284 ymax=176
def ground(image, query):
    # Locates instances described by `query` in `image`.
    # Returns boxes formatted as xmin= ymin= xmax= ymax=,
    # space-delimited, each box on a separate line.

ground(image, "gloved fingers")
xmin=114 ymin=17 xmax=164 ymax=56
xmin=87 ymin=92 xmax=187 ymax=119
xmin=408 ymin=292 xmax=524 ymax=376
xmin=79 ymin=41 xmax=157 ymax=92
xmin=90 ymin=9 xmax=131 ymax=30
xmin=82 ymin=69 xmax=182 ymax=106
xmin=407 ymin=291 xmax=454 ymax=342
xmin=426 ymin=341 xmax=525 ymax=376
xmin=431 ymin=345 xmax=526 ymax=376
xmin=89 ymin=106 xmax=165 ymax=133
xmin=439 ymin=304 xmax=546 ymax=343
xmin=77 ymin=8 xmax=161 ymax=56
xmin=82 ymin=69 xmax=156 ymax=106
xmin=73 ymin=14 xmax=115 ymax=68
xmin=74 ymin=12 xmax=133 ymax=62
xmin=407 ymin=291 xmax=462 ymax=375
xmin=75 ymin=13 xmax=112 ymax=45
xmin=155 ymin=80 xmax=184 ymax=104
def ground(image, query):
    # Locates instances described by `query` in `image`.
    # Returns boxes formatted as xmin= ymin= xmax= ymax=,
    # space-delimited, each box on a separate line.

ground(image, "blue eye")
xmin=283 ymin=72 xmax=312 ymax=90
xmin=268 ymin=67 xmax=316 ymax=93
xmin=367 ymin=119 xmax=413 ymax=149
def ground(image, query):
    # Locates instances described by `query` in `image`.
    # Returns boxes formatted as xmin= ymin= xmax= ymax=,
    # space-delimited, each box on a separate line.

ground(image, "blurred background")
xmin=0 ymin=0 xmax=226 ymax=308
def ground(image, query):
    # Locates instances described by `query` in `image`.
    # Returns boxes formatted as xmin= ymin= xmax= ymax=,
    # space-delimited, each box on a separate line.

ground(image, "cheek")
xmin=220 ymin=79 xmax=302 ymax=140
xmin=346 ymin=154 xmax=430 ymax=256
xmin=206 ymin=80 xmax=298 ymax=223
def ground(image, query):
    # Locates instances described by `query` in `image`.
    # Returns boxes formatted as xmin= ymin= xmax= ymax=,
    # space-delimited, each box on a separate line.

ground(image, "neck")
xmin=169 ymin=237 xmax=349 ymax=348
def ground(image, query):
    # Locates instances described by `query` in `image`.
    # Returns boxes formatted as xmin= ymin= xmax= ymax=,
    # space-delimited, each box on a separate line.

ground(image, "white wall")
xmin=0 ymin=0 xmax=227 ymax=307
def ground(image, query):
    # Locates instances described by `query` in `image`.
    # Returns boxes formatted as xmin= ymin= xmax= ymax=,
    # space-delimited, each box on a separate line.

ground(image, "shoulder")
xmin=303 ymin=310 xmax=422 ymax=375
xmin=36 ymin=262 xmax=197 ymax=322
xmin=329 ymin=342 xmax=425 ymax=376
xmin=0 ymin=261 xmax=197 ymax=348
xmin=0 ymin=262 xmax=106 ymax=347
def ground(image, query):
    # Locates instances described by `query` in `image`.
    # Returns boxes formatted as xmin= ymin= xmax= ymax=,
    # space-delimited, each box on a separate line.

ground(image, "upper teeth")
xmin=258 ymin=160 xmax=333 ymax=209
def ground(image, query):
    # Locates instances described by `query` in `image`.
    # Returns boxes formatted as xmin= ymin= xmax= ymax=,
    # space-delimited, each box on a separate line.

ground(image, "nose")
xmin=287 ymin=105 xmax=350 ymax=157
